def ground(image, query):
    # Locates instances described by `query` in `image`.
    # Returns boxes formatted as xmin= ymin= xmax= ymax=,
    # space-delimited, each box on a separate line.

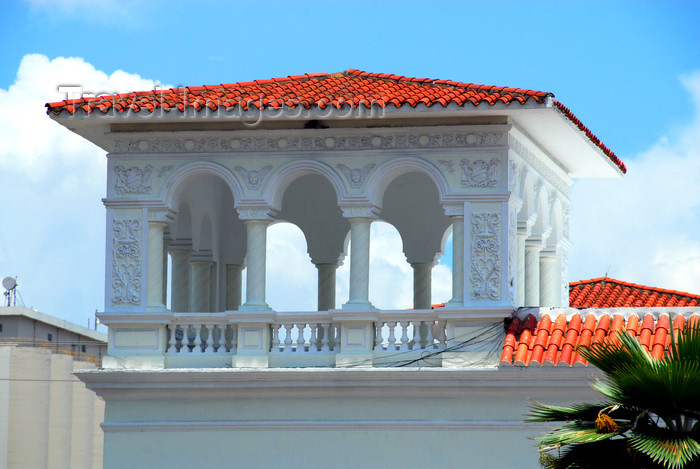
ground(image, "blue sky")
xmin=0 ymin=0 xmax=699 ymax=327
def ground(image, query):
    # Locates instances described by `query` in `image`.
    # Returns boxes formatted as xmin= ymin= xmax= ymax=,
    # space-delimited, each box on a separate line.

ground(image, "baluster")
xmin=412 ymin=321 xmax=422 ymax=350
xmin=387 ymin=322 xmax=397 ymax=350
xmin=296 ymin=324 xmax=306 ymax=352
xmin=203 ymin=324 xmax=213 ymax=353
xmin=168 ymin=324 xmax=178 ymax=354
xmin=193 ymin=324 xmax=203 ymax=353
xmin=425 ymin=321 xmax=435 ymax=349
xmin=183 ymin=324 xmax=192 ymax=352
xmin=400 ymin=322 xmax=409 ymax=351
xmin=437 ymin=320 xmax=447 ymax=348
xmin=271 ymin=325 xmax=280 ymax=353
xmin=309 ymin=324 xmax=318 ymax=352
xmin=320 ymin=323 xmax=330 ymax=352
xmin=218 ymin=325 xmax=228 ymax=353
xmin=283 ymin=324 xmax=293 ymax=353
xmin=374 ymin=322 xmax=384 ymax=351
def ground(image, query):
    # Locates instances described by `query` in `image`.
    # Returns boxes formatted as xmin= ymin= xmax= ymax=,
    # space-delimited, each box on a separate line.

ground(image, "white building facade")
xmin=48 ymin=70 xmax=632 ymax=468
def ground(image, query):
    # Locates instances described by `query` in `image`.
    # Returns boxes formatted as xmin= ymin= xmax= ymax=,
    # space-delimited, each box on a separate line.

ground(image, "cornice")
xmin=76 ymin=367 xmax=598 ymax=401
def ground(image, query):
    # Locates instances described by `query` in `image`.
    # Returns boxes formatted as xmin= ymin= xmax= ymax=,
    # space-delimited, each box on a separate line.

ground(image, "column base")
xmin=239 ymin=302 xmax=271 ymax=311
xmin=341 ymin=300 xmax=376 ymax=311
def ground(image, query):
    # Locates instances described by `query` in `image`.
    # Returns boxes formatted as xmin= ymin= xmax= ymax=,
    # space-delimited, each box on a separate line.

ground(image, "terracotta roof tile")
xmin=45 ymin=69 xmax=624 ymax=172
xmin=569 ymin=277 xmax=700 ymax=308
xmin=501 ymin=311 xmax=700 ymax=367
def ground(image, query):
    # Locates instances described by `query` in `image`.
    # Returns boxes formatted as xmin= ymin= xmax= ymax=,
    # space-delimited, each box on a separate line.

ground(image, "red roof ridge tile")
xmin=569 ymin=277 xmax=700 ymax=308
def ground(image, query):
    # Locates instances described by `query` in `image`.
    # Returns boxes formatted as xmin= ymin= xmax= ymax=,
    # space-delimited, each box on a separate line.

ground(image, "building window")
xmin=0 ymin=324 xmax=3 ymax=332
xmin=47 ymin=333 xmax=53 ymax=341
xmin=81 ymin=345 xmax=86 ymax=353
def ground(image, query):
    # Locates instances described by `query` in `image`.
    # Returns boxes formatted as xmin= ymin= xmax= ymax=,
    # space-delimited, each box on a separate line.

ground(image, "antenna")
xmin=3 ymin=276 xmax=17 ymax=307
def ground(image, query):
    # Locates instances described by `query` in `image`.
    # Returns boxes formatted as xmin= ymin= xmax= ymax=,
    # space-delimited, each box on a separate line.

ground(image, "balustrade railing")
xmin=373 ymin=312 xmax=446 ymax=352
xmin=166 ymin=314 xmax=236 ymax=354
xmin=271 ymin=322 xmax=340 ymax=353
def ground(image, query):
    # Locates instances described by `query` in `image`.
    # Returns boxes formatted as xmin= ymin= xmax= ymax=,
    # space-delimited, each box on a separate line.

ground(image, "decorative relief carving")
xmin=508 ymin=162 xmax=520 ymax=192
xmin=112 ymin=219 xmax=142 ymax=306
xmin=509 ymin=135 xmax=568 ymax=194
xmin=470 ymin=212 xmax=501 ymax=301
xmin=234 ymin=165 xmax=272 ymax=190
xmin=438 ymin=160 xmax=455 ymax=173
xmin=114 ymin=165 xmax=174 ymax=194
xmin=113 ymin=131 xmax=505 ymax=154
xmin=114 ymin=165 xmax=153 ymax=193
xmin=508 ymin=210 xmax=517 ymax=304
xmin=337 ymin=164 xmax=375 ymax=189
xmin=460 ymin=158 xmax=500 ymax=188
xmin=562 ymin=205 xmax=570 ymax=237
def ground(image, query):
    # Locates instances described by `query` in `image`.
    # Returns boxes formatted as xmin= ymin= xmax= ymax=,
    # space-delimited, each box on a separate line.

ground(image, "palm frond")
xmin=629 ymin=430 xmax=700 ymax=469
xmin=526 ymin=401 xmax=615 ymax=423
xmin=537 ymin=422 xmax=625 ymax=447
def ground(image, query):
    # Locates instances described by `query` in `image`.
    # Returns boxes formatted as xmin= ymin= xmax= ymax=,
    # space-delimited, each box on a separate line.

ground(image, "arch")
xmin=172 ymin=201 xmax=192 ymax=239
xmin=263 ymin=160 xmax=347 ymax=211
xmin=365 ymin=157 xmax=449 ymax=208
xmin=379 ymin=171 xmax=451 ymax=264
xmin=160 ymin=161 xmax=244 ymax=209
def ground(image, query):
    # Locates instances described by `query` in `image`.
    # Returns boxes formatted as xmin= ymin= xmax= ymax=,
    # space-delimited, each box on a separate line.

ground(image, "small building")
xmin=46 ymin=70 xmax=698 ymax=468
xmin=0 ymin=306 xmax=107 ymax=469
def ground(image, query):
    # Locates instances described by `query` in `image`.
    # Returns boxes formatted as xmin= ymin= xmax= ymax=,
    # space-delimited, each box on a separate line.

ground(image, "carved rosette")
xmin=111 ymin=218 xmax=142 ymax=306
xmin=470 ymin=212 xmax=501 ymax=301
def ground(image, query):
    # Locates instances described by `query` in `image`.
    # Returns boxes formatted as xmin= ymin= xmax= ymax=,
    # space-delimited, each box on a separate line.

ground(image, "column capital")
xmin=340 ymin=205 xmax=379 ymax=219
xmin=442 ymin=203 xmax=464 ymax=217
xmin=236 ymin=206 xmax=278 ymax=221
xmin=148 ymin=207 xmax=175 ymax=224
xmin=190 ymin=249 xmax=213 ymax=263
xmin=167 ymin=238 xmax=192 ymax=253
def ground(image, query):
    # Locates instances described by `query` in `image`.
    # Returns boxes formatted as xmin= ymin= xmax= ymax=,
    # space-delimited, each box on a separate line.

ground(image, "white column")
xmin=190 ymin=253 xmax=212 ymax=312
xmin=412 ymin=262 xmax=433 ymax=310
xmin=147 ymin=220 xmax=167 ymax=310
xmin=539 ymin=250 xmax=561 ymax=307
xmin=162 ymin=234 xmax=170 ymax=305
xmin=524 ymin=240 xmax=543 ymax=306
xmin=241 ymin=220 xmax=270 ymax=310
xmin=316 ymin=263 xmax=338 ymax=311
xmin=516 ymin=231 xmax=528 ymax=307
xmin=169 ymin=244 xmax=191 ymax=312
xmin=343 ymin=217 xmax=374 ymax=309
xmin=446 ymin=215 xmax=464 ymax=307
xmin=226 ymin=264 xmax=244 ymax=311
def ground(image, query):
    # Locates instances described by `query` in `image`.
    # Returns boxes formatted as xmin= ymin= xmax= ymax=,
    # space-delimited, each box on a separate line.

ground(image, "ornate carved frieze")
xmin=112 ymin=131 xmax=505 ymax=154
xmin=508 ymin=135 xmax=568 ymax=194
xmin=460 ymin=158 xmax=500 ymax=188
xmin=234 ymin=165 xmax=272 ymax=190
xmin=337 ymin=164 xmax=375 ymax=189
xmin=113 ymin=165 xmax=174 ymax=194
xmin=112 ymin=218 xmax=142 ymax=306
xmin=341 ymin=206 xmax=379 ymax=218
xmin=470 ymin=212 xmax=501 ymax=301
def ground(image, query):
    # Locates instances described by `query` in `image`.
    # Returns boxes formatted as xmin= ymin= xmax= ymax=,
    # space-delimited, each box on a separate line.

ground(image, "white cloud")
xmin=0 ymin=54 xmax=160 ymax=327
xmin=569 ymin=70 xmax=700 ymax=294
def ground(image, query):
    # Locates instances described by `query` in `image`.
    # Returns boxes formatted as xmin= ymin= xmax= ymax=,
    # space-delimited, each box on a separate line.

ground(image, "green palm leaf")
xmin=629 ymin=430 xmax=700 ymax=469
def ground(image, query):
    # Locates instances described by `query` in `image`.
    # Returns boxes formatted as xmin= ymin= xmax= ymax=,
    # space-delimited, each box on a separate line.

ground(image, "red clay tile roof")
xmin=570 ymin=277 xmax=700 ymax=308
xmin=45 ymin=69 xmax=625 ymax=173
xmin=500 ymin=311 xmax=700 ymax=367
xmin=500 ymin=278 xmax=700 ymax=367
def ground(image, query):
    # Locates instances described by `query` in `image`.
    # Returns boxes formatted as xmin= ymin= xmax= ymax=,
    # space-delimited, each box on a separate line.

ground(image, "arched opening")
xmin=274 ymin=173 xmax=348 ymax=311
xmin=378 ymin=171 xmax=451 ymax=309
xmin=167 ymin=173 xmax=244 ymax=313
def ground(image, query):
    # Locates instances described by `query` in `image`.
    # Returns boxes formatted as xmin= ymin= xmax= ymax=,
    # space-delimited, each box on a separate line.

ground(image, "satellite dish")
xmin=2 ymin=277 xmax=16 ymax=290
